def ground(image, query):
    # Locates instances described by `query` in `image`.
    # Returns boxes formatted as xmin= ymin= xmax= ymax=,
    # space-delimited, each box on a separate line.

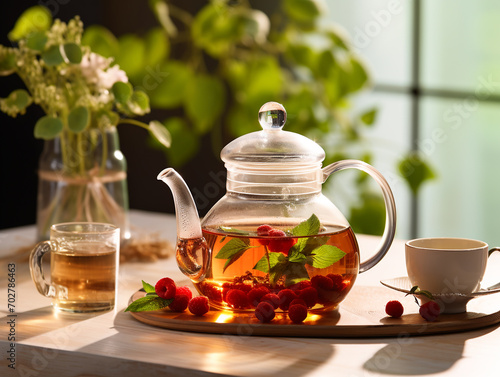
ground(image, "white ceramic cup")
xmin=405 ymin=237 xmax=499 ymax=313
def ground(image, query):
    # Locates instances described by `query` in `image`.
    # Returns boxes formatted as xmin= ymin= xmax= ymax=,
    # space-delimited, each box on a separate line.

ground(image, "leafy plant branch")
xmin=73 ymin=0 xmax=435 ymax=234
xmin=0 ymin=6 xmax=171 ymax=177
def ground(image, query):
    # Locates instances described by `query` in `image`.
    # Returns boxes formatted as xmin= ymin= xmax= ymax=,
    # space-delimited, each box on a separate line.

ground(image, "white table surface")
xmin=1 ymin=210 xmax=499 ymax=377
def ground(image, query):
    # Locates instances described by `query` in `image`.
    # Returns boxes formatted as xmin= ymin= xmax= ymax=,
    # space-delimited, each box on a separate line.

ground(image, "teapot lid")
xmin=221 ymin=102 xmax=325 ymax=169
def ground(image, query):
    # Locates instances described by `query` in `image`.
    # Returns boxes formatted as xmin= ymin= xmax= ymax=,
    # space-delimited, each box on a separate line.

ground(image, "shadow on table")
xmin=361 ymin=324 xmax=499 ymax=375
xmin=0 ymin=306 xmax=105 ymax=342
xmin=75 ymin=309 xmax=336 ymax=377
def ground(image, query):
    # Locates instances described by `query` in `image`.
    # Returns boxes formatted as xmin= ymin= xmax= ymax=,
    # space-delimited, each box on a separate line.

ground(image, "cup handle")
xmin=484 ymin=247 xmax=500 ymax=290
xmin=29 ymin=241 xmax=56 ymax=298
xmin=322 ymin=159 xmax=397 ymax=273
xmin=488 ymin=247 xmax=500 ymax=257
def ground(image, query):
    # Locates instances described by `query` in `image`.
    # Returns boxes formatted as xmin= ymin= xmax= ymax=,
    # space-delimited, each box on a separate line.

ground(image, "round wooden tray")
xmin=128 ymin=285 xmax=500 ymax=338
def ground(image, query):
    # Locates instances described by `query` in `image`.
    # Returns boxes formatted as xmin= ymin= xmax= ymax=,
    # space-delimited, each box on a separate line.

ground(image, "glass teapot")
xmin=158 ymin=102 xmax=396 ymax=313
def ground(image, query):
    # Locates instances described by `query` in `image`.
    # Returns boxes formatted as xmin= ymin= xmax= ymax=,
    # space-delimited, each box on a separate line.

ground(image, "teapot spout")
xmin=157 ymin=168 xmax=202 ymax=239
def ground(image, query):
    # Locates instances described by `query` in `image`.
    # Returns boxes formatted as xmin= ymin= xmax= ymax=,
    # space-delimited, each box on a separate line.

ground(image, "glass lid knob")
xmin=258 ymin=102 xmax=287 ymax=130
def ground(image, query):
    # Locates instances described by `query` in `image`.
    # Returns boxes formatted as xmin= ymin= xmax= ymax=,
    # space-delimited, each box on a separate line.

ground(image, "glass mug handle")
xmin=322 ymin=159 xmax=397 ymax=273
xmin=29 ymin=241 xmax=56 ymax=298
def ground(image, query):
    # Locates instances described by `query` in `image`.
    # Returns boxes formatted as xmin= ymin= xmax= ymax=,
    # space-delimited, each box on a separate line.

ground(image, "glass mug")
xmin=29 ymin=223 xmax=120 ymax=313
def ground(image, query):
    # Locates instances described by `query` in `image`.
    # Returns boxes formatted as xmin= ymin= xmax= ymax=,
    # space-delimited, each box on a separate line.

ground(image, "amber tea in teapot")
xmin=195 ymin=220 xmax=359 ymax=312
xmin=159 ymin=102 xmax=396 ymax=314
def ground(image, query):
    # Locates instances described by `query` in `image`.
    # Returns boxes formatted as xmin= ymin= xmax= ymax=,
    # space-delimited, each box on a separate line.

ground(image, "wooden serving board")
xmin=128 ymin=285 xmax=500 ymax=338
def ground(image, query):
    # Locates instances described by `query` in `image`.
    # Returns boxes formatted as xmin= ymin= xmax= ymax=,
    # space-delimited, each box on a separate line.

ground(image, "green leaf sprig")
xmin=125 ymin=280 xmax=173 ymax=312
xmin=215 ymin=214 xmax=346 ymax=287
xmin=215 ymin=238 xmax=258 ymax=273
xmin=406 ymin=285 xmax=435 ymax=306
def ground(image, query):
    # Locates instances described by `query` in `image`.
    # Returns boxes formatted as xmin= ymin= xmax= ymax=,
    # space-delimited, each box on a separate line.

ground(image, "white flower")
xmin=80 ymin=52 xmax=128 ymax=89
xmin=80 ymin=52 xmax=110 ymax=82
xmin=97 ymin=64 xmax=128 ymax=89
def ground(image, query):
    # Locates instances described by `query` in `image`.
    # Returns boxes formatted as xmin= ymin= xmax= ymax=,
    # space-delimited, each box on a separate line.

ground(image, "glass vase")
xmin=36 ymin=126 xmax=130 ymax=243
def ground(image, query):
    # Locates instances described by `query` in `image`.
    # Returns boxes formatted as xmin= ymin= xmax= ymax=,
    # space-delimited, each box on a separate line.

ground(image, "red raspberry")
xmin=257 ymin=224 xmax=273 ymax=236
xmin=327 ymin=274 xmax=347 ymax=291
xmin=278 ymin=289 xmax=298 ymax=311
xmin=248 ymin=286 xmax=270 ymax=307
xmin=290 ymin=280 xmax=312 ymax=291
xmin=311 ymin=275 xmax=334 ymax=290
xmin=168 ymin=294 xmax=190 ymax=312
xmin=226 ymin=289 xmax=250 ymax=309
xmin=419 ymin=301 xmax=440 ymax=322
xmin=188 ymin=296 xmax=209 ymax=316
xmin=255 ymin=302 xmax=275 ymax=323
xmin=298 ymin=287 xmax=318 ymax=308
xmin=261 ymin=293 xmax=280 ymax=309
xmin=385 ymin=300 xmax=404 ymax=318
xmin=290 ymin=298 xmax=307 ymax=308
xmin=267 ymin=229 xmax=297 ymax=255
xmin=222 ymin=283 xmax=251 ymax=301
xmin=226 ymin=283 xmax=251 ymax=293
xmin=288 ymin=304 xmax=308 ymax=324
xmin=268 ymin=229 xmax=286 ymax=237
xmin=176 ymin=286 xmax=193 ymax=300
xmin=222 ymin=283 xmax=233 ymax=301
xmin=257 ymin=224 xmax=273 ymax=246
xmin=202 ymin=283 xmax=222 ymax=302
xmin=155 ymin=277 xmax=176 ymax=299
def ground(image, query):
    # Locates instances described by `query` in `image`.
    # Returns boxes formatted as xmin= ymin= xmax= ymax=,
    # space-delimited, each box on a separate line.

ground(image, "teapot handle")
xmin=322 ymin=160 xmax=397 ymax=273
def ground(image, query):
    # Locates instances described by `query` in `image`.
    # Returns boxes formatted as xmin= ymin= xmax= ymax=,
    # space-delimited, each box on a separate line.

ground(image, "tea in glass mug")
xmin=30 ymin=223 xmax=119 ymax=313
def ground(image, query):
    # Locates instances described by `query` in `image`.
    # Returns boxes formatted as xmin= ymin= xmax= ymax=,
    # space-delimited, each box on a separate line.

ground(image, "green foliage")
xmin=149 ymin=120 xmax=172 ymax=148
xmin=142 ymin=280 xmax=156 ymax=293
xmin=360 ymin=108 xmax=377 ymax=126
xmin=349 ymin=190 xmax=386 ymax=236
xmin=159 ymin=118 xmax=198 ymax=167
xmin=34 ymin=115 xmax=63 ymax=140
xmin=191 ymin=3 xmax=238 ymax=58
xmin=3 ymin=3 xmax=435 ymax=235
xmin=144 ymin=27 xmax=169 ymax=66
xmin=67 ymin=106 xmax=89 ymax=133
xmin=310 ymin=245 xmax=346 ymax=269
xmin=148 ymin=61 xmax=191 ymax=108
xmin=77 ymin=0 xmax=428 ymax=235
xmin=398 ymin=153 xmax=436 ymax=196
xmin=112 ymin=82 xmax=133 ymax=104
xmin=81 ymin=25 xmax=119 ymax=58
xmin=115 ymin=35 xmax=146 ymax=80
xmin=62 ymin=43 xmax=82 ymax=64
xmin=26 ymin=32 xmax=48 ymax=51
xmin=407 ymin=285 xmax=434 ymax=301
xmin=0 ymin=89 xmax=32 ymax=117
xmin=125 ymin=280 xmax=175 ymax=312
xmin=129 ymin=90 xmax=150 ymax=114
xmin=8 ymin=6 xmax=52 ymax=41
xmin=124 ymin=294 xmax=173 ymax=312
xmin=70 ymin=1 xmax=381 ymax=177
xmin=41 ymin=45 xmax=64 ymax=66
xmin=185 ymin=74 xmax=226 ymax=134
xmin=292 ymin=213 xmax=320 ymax=236
xmin=214 ymin=238 xmax=258 ymax=273
xmin=0 ymin=49 xmax=16 ymax=74
xmin=149 ymin=0 xmax=177 ymax=37
xmin=1 ymin=9 xmax=170 ymax=177
xmin=283 ymin=0 xmax=323 ymax=23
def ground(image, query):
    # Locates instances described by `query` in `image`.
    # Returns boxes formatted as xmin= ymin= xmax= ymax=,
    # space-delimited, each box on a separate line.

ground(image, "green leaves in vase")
xmin=0 ymin=6 xmax=171 ymax=151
